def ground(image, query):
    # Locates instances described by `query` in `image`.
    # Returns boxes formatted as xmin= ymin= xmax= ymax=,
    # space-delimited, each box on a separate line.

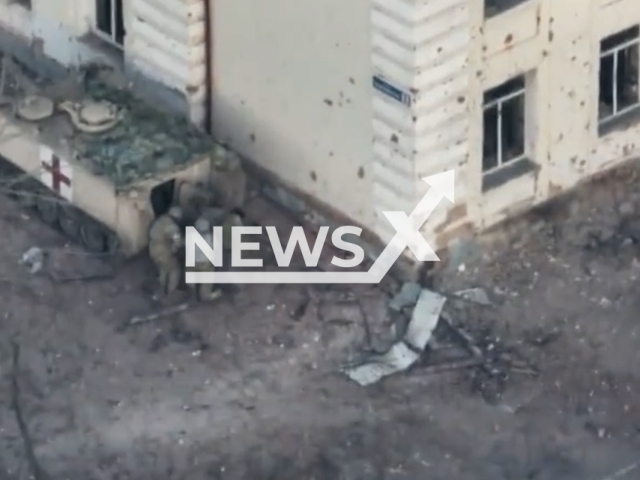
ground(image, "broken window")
xmin=482 ymin=76 xmax=526 ymax=173
xmin=599 ymin=25 xmax=639 ymax=124
xmin=95 ymin=0 xmax=125 ymax=47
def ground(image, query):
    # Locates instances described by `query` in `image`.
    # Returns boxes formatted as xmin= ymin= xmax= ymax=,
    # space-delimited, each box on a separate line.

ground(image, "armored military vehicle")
xmin=0 ymin=57 xmax=213 ymax=256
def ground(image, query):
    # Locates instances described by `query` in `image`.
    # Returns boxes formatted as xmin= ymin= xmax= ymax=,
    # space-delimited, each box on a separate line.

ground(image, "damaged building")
xmin=1 ymin=0 xmax=640 ymax=267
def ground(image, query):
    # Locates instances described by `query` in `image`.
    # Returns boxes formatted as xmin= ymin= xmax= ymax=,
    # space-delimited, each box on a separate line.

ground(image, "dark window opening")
xmin=599 ymin=26 xmax=639 ymax=124
xmin=482 ymin=76 xmax=526 ymax=173
xmin=484 ymin=0 xmax=530 ymax=18
xmin=96 ymin=0 xmax=125 ymax=46
xmin=9 ymin=0 xmax=32 ymax=9
xmin=150 ymin=179 xmax=176 ymax=218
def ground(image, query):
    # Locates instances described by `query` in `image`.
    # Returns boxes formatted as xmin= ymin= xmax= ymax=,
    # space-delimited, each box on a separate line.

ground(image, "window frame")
xmin=598 ymin=26 xmax=640 ymax=126
xmin=481 ymin=76 xmax=527 ymax=175
xmin=93 ymin=0 xmax=125 ymax=49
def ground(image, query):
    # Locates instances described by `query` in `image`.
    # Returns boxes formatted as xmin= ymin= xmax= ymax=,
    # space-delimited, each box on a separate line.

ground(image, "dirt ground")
xmin=1 ymin=167 xmax=640 ymax=480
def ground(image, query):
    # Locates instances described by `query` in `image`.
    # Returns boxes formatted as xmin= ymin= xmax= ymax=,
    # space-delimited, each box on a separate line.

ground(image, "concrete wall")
xmin=375 ymin=0 xmax=640 ymax=256
xmin=212 ymin=0 xmax=640 ymax=263
xmin=209 ymin=0 xmax=374 ymax=228
xmin=459 ymin=0 xmax=640 ymax=245
xmin=0 ymin=0 xmax=207 ymax=126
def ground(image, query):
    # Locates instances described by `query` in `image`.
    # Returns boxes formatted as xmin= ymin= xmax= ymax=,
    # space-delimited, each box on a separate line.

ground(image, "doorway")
xmin=150 ymin=179 xmax=175 ymax=217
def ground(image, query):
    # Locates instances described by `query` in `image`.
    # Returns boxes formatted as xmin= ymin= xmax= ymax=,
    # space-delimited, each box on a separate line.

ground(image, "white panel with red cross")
xmin=39 ymin=145 xmax=73 ymax=202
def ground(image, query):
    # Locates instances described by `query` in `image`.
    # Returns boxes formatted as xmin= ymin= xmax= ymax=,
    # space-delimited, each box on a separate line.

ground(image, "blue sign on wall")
xmin=372 ymin=75 xmax=412 ymax=107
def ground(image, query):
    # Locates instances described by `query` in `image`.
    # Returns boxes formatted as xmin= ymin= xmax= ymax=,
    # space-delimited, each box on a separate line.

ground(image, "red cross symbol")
xmin=41 ymin=154 xmax=71 ymax=194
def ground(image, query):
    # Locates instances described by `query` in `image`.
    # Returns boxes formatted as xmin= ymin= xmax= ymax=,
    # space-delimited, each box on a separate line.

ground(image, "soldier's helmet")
xmin=195 ymin=217 xmax=210 ymax=234
xmin=168 ymin=205 xmax=183 ymax=220
xmin=211 ymin=144 xmax=228 ymax=170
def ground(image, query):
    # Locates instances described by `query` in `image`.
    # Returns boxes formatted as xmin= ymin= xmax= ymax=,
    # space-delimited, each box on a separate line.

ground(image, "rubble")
xmin=454 ymin=287 xmax=493 ymax=306
xmin=18 ymin=245 xmax=114 ymax=280
xmin=404 ymin=289 xmax=446 ymax=350
xmin=344 ymin=288 xmax=446 ymax=386
xmin=343 ymin=279 xmax=540 ymax=395
xmin=126 ymin=302 xmax=191 ymax=328
xmin=19 ymin=246 xmax=44 ymax=274
xmin=343 ymin=342 xmax=420 ymax=386
xmin=387 ymin=282 xmax=421 ymax=312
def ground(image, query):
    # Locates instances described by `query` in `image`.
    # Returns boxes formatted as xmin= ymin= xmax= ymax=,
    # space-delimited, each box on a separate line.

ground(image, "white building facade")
xmin=2 ymin=0 xmax=640 ymax=261
xmin=212 ymin=0 xmax=640 ymax=255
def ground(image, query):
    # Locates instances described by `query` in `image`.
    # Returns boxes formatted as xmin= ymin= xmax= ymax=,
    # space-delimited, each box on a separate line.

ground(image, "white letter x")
xmin=382 ymin=211 xmax=439 ymax=261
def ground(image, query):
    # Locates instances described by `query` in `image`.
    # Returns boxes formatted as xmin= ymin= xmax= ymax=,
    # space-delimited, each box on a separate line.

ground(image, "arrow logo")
xmin=186 ymin=169 xmax=454 ymax=284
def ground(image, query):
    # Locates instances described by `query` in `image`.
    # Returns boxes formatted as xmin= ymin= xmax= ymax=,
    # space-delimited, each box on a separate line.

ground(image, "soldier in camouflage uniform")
xmin=200 ymin=206 xmax=244 ymax=254
xmin=210 ymin=145 xmax=247 ymax=215
xmin=190 ymin=217 xmax=222 ymax=302
xmin=176 ymin=180 xmax=216 ymax=226
xmin=148 ymin=206 xmax=184 ymax=295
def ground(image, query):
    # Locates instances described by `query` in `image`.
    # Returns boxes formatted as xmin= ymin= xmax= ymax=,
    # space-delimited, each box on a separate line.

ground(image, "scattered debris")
xmin=344 ymin=288 xmax=446 ymax=386
xmin=524 ymin=326 xmax=562 ymax=347
xmin=343 ymin=342 xmax=420 ymax=386
xmin=126 ymin=302 xmax=191 ymax=327
xmin=418 ymin=356 xmax=487 ymax=375
xmin=289 ymin=291 xmax=310 ymax=321
xmin=18 ymin=246 xmax=114 ymax=280
xmin=440 ymin=313 xmax=483 ymax=358
xmin=585 ymin=421 xmax=607 ymax=439
xmin=453 ymin=287 xmax=493 ymax=306
xmin=19 ymin=246 xmax=44 ymax=274
xmin=404 ymin=289 xmax=446 ymax=350
xmin=344 ymin=279 xmax=539 ymax=395
xmin=388 ymin=282 xmax=422 ymax=312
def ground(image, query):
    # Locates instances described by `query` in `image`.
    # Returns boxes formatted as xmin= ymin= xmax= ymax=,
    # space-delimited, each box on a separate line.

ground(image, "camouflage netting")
xmin=0 ymin=53 xmax=214 ymax=189
xmin=76 ymin=77 xmax=213 ymax=189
